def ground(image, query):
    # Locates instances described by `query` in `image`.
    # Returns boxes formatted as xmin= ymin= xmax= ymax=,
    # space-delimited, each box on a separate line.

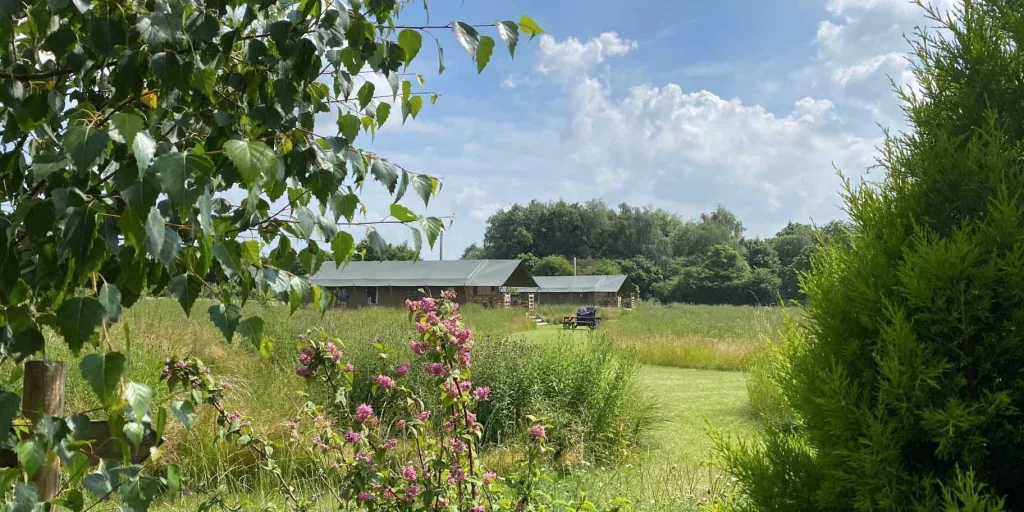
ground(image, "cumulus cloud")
xmin=536 ymin=32 xmax=638 ymax=80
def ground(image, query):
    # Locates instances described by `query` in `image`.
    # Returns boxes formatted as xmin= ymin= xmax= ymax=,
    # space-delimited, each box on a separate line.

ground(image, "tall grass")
xmin=602 ymin=303 xmax=790 ymax=371
xmin=21 ymin=298 xmax=645 ymax=498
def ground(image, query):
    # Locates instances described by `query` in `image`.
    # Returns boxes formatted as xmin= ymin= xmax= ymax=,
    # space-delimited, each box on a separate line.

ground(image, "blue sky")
xmin=345 ymin=0 xmax=955 ymax=259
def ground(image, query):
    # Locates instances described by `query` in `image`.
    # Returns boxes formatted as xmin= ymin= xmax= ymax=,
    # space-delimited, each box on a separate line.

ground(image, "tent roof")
xmin=519 ymin=275 xmax=631 ymax=294
xmin=309 ymin=260 xmax=537 ymax=288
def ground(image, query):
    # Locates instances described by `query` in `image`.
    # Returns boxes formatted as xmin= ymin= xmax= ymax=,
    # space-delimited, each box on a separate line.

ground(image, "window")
xmin=406 ymin=289 xmax=425 ymax=300
xmin=366 ymin=287 xmax=378 ymax=305
xmin=336 ymin=287 xmax=351 ymax=303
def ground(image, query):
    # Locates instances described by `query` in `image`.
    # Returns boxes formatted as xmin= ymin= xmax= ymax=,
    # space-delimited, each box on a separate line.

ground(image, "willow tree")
xmin=0 ymin=0 xmax=540 ymax=508
xmin=716 ymin=1 xmax=1024 ymax=510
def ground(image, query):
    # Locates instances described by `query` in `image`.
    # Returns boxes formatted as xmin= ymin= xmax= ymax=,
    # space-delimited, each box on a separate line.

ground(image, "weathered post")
xmin=22 ymin=360 xmax=66 ymax=502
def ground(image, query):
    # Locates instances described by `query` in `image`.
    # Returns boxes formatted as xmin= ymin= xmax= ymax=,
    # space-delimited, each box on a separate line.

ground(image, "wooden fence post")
xmin=23 ymin=360 xmax=66 ymax=502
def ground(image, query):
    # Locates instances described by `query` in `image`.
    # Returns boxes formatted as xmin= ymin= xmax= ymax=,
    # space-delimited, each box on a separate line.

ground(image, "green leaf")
xmin=166 ymin=463 xmax=181 ymax=496
xmin=421 ymin=217 xmax=444 ymax=248
xmin=238 ymin=316 xmax=272 ymax=358
xmin=331 ymin=231 xmax=355 ymax=265
xmin=240 ymin=240 xmax=262 ymax=268
xmin=410 ymin=226 xmax=423 ymax=257
xmin=98 ymin=283 xmax=122 ymax=322
xmin=15 ymin=440 xmax=45 ymax=477
xmin=80 ymin=352 xmax=126 ymax=406
xmin=171 ymin=400 xmax=195 ymax=430
xmin=10 ymin=482 xmax=39 ymax=512
xmin=169 ymin=274 xmax=202 ymax=316
xmin=390 ymin=204 xmax=418 ymax=222
xmin=357 ymin=82 xmax=375 ymax=110
xmin=198 ymin=190 xmax=213 ymax=236
xmin=409 ymin=95 xmax=423 ymax=119
xmin=155 ymin=406 xmax=167 ymax=441
xmin=192 ymin=66 xmax=216 ymax=98
xmin=398 ymin=29 xmax=422 ymax=67
xmin=65 ymin=124 xmax=109 ymax=172
xmin=152 ymin=153 xmax=188 ymax=208
xmin=371 ymin=159 xmax=398 ymax=194
xmin=330 ymin=193 xmax=359 ymax=222
xmin=208 ymin=303 xmax=242 ymax=342
xmin=0 ymin=393 xmax=20 ymax=438
xmin=30 ymin=152 xmax=71 ymax=182
xmin=453 ymin=22 xmax=480 ymax=59
xmin=376 ymin=102 xmax=391 ymax=128
xmin=123 ymin=421 xmax=144 ymax=447
xmin=338 ymin=113 xmax=360 ymax=143
xmin=144 ymin=207 xmax=180 ymax=268
xmin=108 ymin=112 xmax=144 ymax=146
xmin=56 ymin=297 xmax=105 ymax=352
xmin=132 ymin=130 xmax=156 ymax=169
xmin=83 ymin=472 xmax=111 ymax=498
xmin=437 ymin=40 xmax=446 ymax=74
xmin=411 ymin=174 xmax=436 ymax=206
xmin=213 ymin=242 xmax=243 ymax=279
xmin=477 ymin=36 xmax=495 ymax=73
xmin=125 ymin=382 xmax=152 ymax=418
xmin=519 ymin=15 xmax=545 ymax=38
xmin=137 ymin=12 xmax=180 ymax=45
xmin=223 ymin=139 xmax=279 ymax=186
xmin=496 ymin=21 xmax=520 ymax=58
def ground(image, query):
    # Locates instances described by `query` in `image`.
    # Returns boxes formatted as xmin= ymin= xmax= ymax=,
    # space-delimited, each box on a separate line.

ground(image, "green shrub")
xmin=715 ymin=2 xmax=1024 ymax=510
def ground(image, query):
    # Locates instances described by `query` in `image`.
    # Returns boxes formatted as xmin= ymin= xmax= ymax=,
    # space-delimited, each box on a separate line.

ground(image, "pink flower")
xmin=395 ymin=362 xmax=410 ymax=377
xmin=415 ymin=321 xmax=429 ymax=335
xmin=375 ymin=375 xmax=395 ymax=389
xmin=426 ymin=312 xmax=441 ymax=326
xmin=382 ymin=438 xmax=398 ymax=450
xmin=357 ymin=492 xmax=370 ymax=504
xmin=397 ymin=419 xmax=406 ymax=430
xmin=417 ymin=411 xmax=431 ymax=421
xmin=483 ymin=471 xmax=497 ymax=484
xmin=355 ymin=452 xmax=373 ymax=465
xmin=473 ymin=386 xmax=491 ymax=401
xmin=405 ymin=299 xmax=418 ymax=312
xmin=295 ymin=366 xmax=312 ymax=377
xmin=464 ymin=411 xmax=477 ymax=427
xmin=444 ymin=380 xmax=460 ymax=397
xmin=443 ymin=420 xmax=456 ymax=432
xmin=442 ymin=290 xmax=457 ymax=300
xmin=530 ymin=424 xmax=546 ymax=441
xmin=447 ymin=438 xmax=466 ymax=453
xmin=448 ymin=467 xmax=465 ymax=482
xmin=354 ymin=403 xmax=374 ymax=424
xmin=345 ymin=363 xmax=355 ymax=373
xmin=420 ymin=297 xmax=436 ymax=313
xmin=410 ymin=341 xmax=429 ymax=355
xmin=221 ymin=380 xmax=233 ymax=391
xmin=402 ymin=466 xmax=417 ymax=481
xmin=426 ymin=363 xmax=448 ymax=377
xmin=344 ymin=431 xmax=363 ymax=444
xmin=406 ymin=484 xmax=420 ymax=498
xmin=160 ymin=367 xmax=170 ymax=378
xmin=459 ymin=380 xmax=472 ymax=392
xmin=472 ymin=506 xmax=485 ymax=512
xmin=325 ymin=342 xmax=342 ymax=362
xmin=298 ymin=348 xmax=314 ymax=366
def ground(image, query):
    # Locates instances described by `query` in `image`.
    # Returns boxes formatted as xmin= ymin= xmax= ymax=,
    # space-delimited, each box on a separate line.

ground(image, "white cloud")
xmin=536 ymin=32 xmax=638 ymax=80
xmin=830 ymin=52 xmax=906 ymax=85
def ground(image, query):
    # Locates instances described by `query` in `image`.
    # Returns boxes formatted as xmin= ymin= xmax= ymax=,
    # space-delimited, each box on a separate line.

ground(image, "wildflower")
xmin=406 ymin=484 xmax=420 ymax=499
xmin=182 ymin=488 xmax=192 ymax=496
xmin=397 ymin=419 xmax=406 ymax=430
xmin=472 ymin=506 xmax=485 ymax=512
xmin=313 ymin=415 xmax=330 ymax=428
xmin=345 ymin=363 xmax=355 ymax=372
xmin=227 ymin=411 xmax=242 ymax=423
xmin=355 ymin=452 xmax=373 ymax=465
xmin=367 ymin=417 xmax=379 ymax=427
xmin=443 ymin=381 xmax=460 ymax=397
xmin=325 ymin=342 xmax=342 ymax=362
xmin=395 ymin=362 xmax=410 ymax=377
xmin=409 ymin=341 xmax=429 ymax=355
xmin=405 ymin=298 xmax=418 ymax=312
xmin=354 ymin=403 xmax=374 ymax=424
xmin=357 ymin=492 xmax=370 ymax=504
xmin=298 ymin=347 xmax=314 ymax=366
xmin=442 ymin=290 xmax=457 ymax=300
xmin=464 ymin=411 xmax=478 ymax=428
xmin=344 ymin=431 xmax=363 ymax=444
xmin=426 ymin=312 xmax=441 ymax=326
xmin=417 ymin=410 xmax=430 ymax=421
xmin=447 ymin=438 xmax=466 ymax=454
xmin=402 ymin=466 xmax=417 ymax=481
xmin=448 ymin=467 xmax=466 ymax=482
xmin=176 ymin=359 xmax=189 ymax=369
xmin=425 ymin=363 xmax=448 ymax=377
xmin=530 ymin=424 xmax=546 ymax=441
xmin=384 ymin=488 xmax=396 ymax=500
xmin=313 ymin=438 xmax=329 ymax=451
xmin=473 ymin=386 xmax=491 ymax=401
xmin=375 ymin=375 xmax=395 ymax=389
xmin=415 ymin=321 xmax=429 ymax=335
xmin=420 ymin=297 xmax=436 ymax=313
xmin=160 ymin=367 xmax=170 ymax=378
xmin=459 ymin=380 xmax=472 ymax=392
xmin=443 ymin=420 xmax=456 ymax=432
xmin=221 ymin=380 xmax=233 ymax=391
xmin=295 ymin=366 xmax=312 ymax=377
xmin=382 ymin=438 xmax=398 ymax=450
xmin=483 ymin=471 xmax=497 ymax=484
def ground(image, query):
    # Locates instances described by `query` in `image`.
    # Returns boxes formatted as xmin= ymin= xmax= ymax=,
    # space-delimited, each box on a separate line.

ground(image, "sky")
xmin=345 ymin=0 xmax=958 ymax=259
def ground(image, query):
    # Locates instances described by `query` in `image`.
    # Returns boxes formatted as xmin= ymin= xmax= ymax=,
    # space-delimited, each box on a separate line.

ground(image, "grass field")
xmin=520 ymin=327 xmax=756 ymax=511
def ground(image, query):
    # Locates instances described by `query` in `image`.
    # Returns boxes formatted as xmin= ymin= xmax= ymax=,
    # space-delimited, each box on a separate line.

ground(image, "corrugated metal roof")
xmin=519 ymin=275 xmax=630 ymax=293
xmin=309 ymin=260 xmax=538 ymax=288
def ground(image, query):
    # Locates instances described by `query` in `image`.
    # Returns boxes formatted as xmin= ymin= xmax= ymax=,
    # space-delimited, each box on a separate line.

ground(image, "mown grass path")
xmin=525 ymin=326 xmax=755 ymax=511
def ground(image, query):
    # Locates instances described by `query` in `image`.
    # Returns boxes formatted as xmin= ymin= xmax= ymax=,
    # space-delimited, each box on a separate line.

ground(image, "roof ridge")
xmin=463 ymin=259 xmax=487 ymax=287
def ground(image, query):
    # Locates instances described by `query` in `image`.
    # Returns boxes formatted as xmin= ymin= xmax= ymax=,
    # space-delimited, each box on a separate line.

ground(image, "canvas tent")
xmin=309 ymin=260 xmax=537 ymax=308
xmin=519 ymin=275 xmax=635 ymax=307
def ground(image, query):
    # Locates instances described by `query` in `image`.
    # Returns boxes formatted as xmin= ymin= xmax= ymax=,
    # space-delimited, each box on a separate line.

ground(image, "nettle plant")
xmin=0 ymin=0 xmax=544 ymax=509
xmin=182 ymin=294 xmax=625 ymax=511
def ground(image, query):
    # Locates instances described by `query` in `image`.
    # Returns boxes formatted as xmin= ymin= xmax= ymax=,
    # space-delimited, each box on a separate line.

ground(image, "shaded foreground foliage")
xmin=715 ymin=2 xmax=1024 ymax=510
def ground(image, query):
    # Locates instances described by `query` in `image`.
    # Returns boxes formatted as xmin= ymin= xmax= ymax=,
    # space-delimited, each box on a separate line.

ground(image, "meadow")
xmin=21 ymin=299 xmax=778 ymax=510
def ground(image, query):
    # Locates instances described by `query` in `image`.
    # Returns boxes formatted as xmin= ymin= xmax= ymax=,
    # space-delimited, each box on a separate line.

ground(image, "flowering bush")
xmin=184 ymin=292 xmax=629 ymax=511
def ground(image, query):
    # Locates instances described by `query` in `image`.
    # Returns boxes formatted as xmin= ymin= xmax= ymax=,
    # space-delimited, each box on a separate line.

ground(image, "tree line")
xmin=459 ymin=201 xmax=851 ymax=305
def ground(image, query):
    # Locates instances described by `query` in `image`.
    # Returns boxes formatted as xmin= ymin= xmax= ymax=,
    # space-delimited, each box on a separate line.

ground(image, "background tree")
xmin=357 ymin=240 xmax=419 ymax=261
xmin=461 ymin=243 xmax=487 ymax=260
xmin=0 ymin=0 xmax=541 ymax=508
xmin=743 ymin=238 xmax=781 ymax=273
xmin=532 ymin=255 xmax=575 ymax=276
xmin=716 ymin=2 xmax=1024 ymax=509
